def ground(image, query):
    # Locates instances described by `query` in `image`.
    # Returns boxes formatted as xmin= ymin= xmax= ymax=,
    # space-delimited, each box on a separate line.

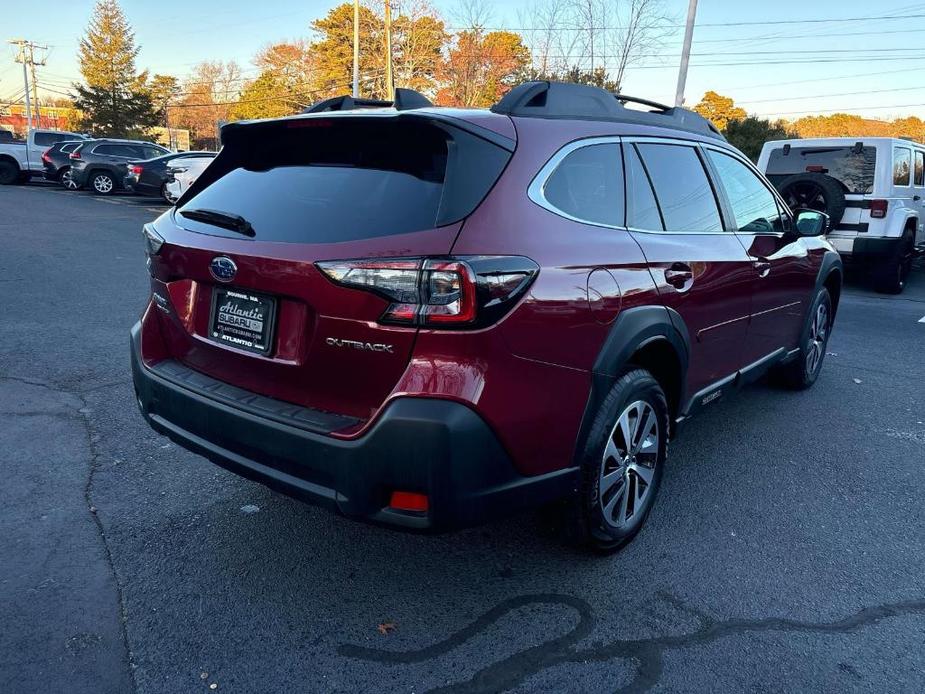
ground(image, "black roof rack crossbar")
xmin=614 ymin=94 xmax=671 ymax=112
xmin=303 ymin=88 xmax=433 ymax=114
xmin=491 ymin=81 xmax=724 ymax=140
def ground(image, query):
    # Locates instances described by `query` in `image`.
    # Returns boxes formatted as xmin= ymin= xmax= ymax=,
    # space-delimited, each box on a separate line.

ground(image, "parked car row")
xmin=0 ymin=127 xmax=215 ymax=203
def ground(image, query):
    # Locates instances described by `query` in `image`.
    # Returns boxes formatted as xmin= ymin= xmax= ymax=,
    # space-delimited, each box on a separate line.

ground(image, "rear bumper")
xmin=828 ymin=235 xmax=902 ymax=261
xmin=130 ymin=323 xmax=575 ymax=531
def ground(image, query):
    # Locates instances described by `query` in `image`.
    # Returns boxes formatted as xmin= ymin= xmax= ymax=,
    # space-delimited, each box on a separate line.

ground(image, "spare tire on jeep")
xmin=776 ymin=173 xmax=846 ymax=226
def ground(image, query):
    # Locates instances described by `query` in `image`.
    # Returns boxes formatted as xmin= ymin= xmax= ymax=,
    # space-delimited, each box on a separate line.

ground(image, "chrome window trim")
xmin=527 ymin=136 xmax=628 ymax=230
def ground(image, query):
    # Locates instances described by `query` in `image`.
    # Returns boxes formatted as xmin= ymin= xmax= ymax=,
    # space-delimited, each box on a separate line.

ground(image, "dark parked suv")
xmin=41 ymin=140 xmax=87 ymax=188
xmin=70 ymin=138 xmax=169 ymax=194
xmin=131 ymin=82 xmax=842 ymax=552
xmin=124 ymin=150 xmax=216 ymax=201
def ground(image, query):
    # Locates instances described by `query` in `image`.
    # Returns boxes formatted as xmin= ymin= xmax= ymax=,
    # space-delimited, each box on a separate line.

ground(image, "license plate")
xmin=209 ymin=288 xmax=276 ymax=355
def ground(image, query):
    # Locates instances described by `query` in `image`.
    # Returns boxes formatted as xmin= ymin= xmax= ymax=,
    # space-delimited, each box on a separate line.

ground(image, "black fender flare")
xmin=574 ymin=305 xmax=691 ymax=462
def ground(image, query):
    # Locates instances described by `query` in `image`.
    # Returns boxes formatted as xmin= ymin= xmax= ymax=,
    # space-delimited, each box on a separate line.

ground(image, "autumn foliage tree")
xmin=692 ymin=91 xmax=747 ymax=131
xmin=437 ymin=30 xmax=531 ymax=107
xmin=173 ymin=60 xmax=242 ymax=148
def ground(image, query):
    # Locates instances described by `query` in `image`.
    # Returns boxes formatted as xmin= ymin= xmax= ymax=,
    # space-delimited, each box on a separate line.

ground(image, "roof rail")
xmin=303 ymin=87 xmax=433 ymax=114
xmin=491 ymin=81 xmax=724 ymax=140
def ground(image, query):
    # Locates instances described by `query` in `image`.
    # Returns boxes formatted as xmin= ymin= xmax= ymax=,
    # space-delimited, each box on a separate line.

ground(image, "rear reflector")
xmin=389 ymin=491 xmax=429 ymax=513
xmin=870 ymin=199 xmax=888 ymax=219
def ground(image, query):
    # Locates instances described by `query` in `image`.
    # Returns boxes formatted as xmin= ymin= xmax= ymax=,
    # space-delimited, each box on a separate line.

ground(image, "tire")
xmin=874 ymin=230 xmax=914 ymax=295
xmin=772 ymin=288 xmax=833 ymax=390
xmin=0 ymin=159 xmax=19 ymax=185
xmin=777 ymin=173 xmax=847 ymax=226
xmin=568 ymin=368 xmax=669 ymax=554
xmin=89 ymin=170 xmax=116 ymax=195
xmin=60 ymin=167 xmax=78 ymax=190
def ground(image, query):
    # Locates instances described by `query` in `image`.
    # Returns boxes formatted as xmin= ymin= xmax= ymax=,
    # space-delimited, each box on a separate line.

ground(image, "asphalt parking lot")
xmin=2 ymin=181 xmax=924 ymax=694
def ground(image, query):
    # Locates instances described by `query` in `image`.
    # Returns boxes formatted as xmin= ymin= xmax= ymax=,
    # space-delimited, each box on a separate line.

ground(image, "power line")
xmin=739 ymin=84 xmax=925 ymax=106
xmin=449 ymin=10 xmax=925 ymax=32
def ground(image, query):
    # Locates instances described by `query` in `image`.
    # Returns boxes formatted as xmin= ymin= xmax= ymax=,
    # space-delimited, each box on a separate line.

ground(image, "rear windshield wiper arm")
xmin=179 ymin=208 xmax=256 ymax=237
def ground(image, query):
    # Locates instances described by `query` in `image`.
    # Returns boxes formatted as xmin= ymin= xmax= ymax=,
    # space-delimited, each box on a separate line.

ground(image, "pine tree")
xmin=73 ymin=0 xmax=158 ymax=137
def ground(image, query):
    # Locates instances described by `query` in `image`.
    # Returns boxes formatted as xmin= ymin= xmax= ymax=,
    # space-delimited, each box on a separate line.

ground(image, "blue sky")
xmin=3 ymin=0 xmax=925 ymax=120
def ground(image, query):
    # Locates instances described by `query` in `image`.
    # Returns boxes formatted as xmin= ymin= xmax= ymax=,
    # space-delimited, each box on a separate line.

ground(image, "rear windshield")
xmin=176 ymin=117 xmax=511 ymax=243
xmin=764 ymin=145 xmax=876 ymax=194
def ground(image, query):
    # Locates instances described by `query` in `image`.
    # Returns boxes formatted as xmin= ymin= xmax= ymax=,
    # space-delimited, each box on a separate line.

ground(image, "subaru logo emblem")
xmin=210 ymin=256 xmax=237 ymax=282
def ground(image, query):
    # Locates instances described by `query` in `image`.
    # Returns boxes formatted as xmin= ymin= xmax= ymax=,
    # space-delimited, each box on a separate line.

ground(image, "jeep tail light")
xmin=131 ymin=165 xmax=143 ymax=175
xmin=69 ymin=149 xmax=81 ymax=159
xmin=316 ymin=256 xmax=539 ymax=329
xmin=870 ymin=199 xmax=888 ymax=219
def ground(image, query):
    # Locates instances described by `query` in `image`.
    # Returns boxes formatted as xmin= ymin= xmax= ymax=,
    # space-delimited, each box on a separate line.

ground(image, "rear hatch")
xmin=764 ymin=143 xmax=877 ymax=231
xmin=144 ymin=112 xmax=513 ymax=422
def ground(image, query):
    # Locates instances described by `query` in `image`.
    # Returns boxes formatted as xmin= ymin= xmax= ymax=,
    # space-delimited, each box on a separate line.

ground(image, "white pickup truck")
xmin=0 ymin=129 xmax=88 ymax=185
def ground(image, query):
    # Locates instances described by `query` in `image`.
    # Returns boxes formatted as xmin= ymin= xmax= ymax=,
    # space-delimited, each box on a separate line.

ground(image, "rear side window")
xmin=707 ymin=150 xmax=785 ymax=233
xmin=915 ymin=151 xmax=925 ymax=186
xmin=33 ymin=132 xmax=70 ymax=146
xmin=765 ymin=145 xmax=876 ymax=194
xmin=542 ymin=143 xmax=623 ymax=226
xmin=177 ymin=118 xmax=511 ymax=243
xmin=637 ymin=143 xmax=723 ymax=232
xmin=624 ymin=145 xmax=663 ymax=230
xmin=60 ymin=142 xmax=79 ymax=153
xmin=894 ymin=147 xmax=911 ymax=186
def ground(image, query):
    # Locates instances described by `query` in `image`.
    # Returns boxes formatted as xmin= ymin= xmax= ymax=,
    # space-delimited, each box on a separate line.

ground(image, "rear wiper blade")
xmin=179 ymin=208 xmax=255 ymax=237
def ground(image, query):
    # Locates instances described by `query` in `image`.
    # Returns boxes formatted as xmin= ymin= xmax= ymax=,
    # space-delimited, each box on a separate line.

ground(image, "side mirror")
xmin=793 ymin=209 xmax=829 ymax=237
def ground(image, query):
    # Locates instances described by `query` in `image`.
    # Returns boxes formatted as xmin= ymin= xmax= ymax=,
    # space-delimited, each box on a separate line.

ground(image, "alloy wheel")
xmin=61 ymin=169 xmax=78 ymax=190
xmin=93 ymin=174 xmax=114 ymax=194
xmin=599 ymin=400 xmax=660 ymax=528
xmin=806 ymin=302 xmax=829 ymax=375
xmin=784 ymin=181 xmax=827 ymax=213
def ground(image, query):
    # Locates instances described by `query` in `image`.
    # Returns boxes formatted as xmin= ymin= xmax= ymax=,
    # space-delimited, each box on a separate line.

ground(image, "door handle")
xmin=664 ymin=263 xmax=693 ymax=289
xmin=753 ymin=259 xmax=771 ymax=278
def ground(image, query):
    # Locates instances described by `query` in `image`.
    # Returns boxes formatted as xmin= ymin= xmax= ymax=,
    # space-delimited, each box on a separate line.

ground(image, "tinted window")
xmin=33 ymin=132 xmax=71 ymax=146
xmin=894 ymin=147 xmax=911 ymax=186
xmin=707 ymin=150 xmax=784 ymax=233
xmin=765 ymin=146 xmax=876 ymax=195
xmin=637 ymin=144 xmax=723 ymax=232
xmin=625 ymin=145 xmax=663 ymax=230
xmin=60 ymin=142 xmax=80 ymax=153
xmin=178 ymin=119 xmax=511 ymax=243
xmin=914 ymin=151 xmax=924 ymax=186
xmin=94 ymin=144 xmax=132 ymax=157
xmin=142 ymin=145 xmax=168 ymax=158
xmin=543 ymin=143 xmax=623 ymax=226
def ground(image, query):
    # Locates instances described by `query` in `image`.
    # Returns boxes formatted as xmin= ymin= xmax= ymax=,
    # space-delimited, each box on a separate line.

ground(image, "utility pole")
xmin=352 ymin=0 xmax=360 ymax=98
xmin=9 ymin=39 xmax=47 ymax=133
xmin=384 ymin=0 xmax=393 ymax=101
xmin=674 ymin=0 xmax=698 ymax=107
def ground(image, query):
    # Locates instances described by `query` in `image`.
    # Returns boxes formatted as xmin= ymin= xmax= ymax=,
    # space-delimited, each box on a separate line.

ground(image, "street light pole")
xmin=352 ymin=0 xmax=360 ymax=98
xmin=674 ymin=0 xmax=698 ymax=107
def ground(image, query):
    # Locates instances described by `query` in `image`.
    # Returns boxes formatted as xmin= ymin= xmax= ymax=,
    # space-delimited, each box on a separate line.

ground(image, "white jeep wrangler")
xmin=758 ymin=137 xmax=925 ymax=293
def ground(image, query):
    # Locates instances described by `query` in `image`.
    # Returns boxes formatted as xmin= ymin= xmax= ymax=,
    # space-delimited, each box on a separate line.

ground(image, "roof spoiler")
xmin=303 ymin=88 xmax=433 ymax=114
xmin=491 ymin=81 xmax=725 ymax=140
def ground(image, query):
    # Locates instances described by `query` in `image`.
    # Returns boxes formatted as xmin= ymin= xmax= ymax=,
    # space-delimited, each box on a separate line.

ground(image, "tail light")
xmin=69 ymin=150 xmax=81 ymax=159
xmin=870 ymin=199 xmax=888 ymax=219
xmin=316 ymin=256 xmax=539 ymax=328
xmin=41 ymin=148 xmax=52 ymax=164
xmin=130 ymin=165 xmax=143 ymax=175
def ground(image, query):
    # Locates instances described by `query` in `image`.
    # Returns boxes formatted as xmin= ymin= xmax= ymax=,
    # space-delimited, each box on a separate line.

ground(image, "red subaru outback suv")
xmin=132 ymin=82 xmax=841 ymax=552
